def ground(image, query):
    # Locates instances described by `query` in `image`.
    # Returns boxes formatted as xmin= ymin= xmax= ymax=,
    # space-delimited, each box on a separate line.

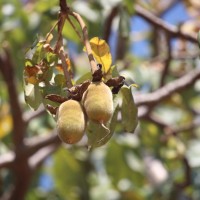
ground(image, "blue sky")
xmin=130 ymin=1 xmax=190 ymax=57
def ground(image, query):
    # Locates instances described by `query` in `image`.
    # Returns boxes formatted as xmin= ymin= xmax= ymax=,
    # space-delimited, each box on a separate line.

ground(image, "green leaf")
xmin=120 ymin=86 xmax=138 ymax=133
xmin=46 ymin=52 xmax=58 ymax=64
xmin=123 ymin=0 xmax=135 ymax=15
xmin=109 ymin=95 xmax=121 ymax=134
xmin=54 ymin=74 xmax=66 ymax=86
xmin=32 ymin=41 xmax=46 ymax=64
xmin=52 ymin=147 xmax=88 ymax=199
xmin=75 ymin=72 xmax=92 ymax=84
xmin=104 ymin=65 xmax=120 ymax=80
xmin=86 ymin=120 xmax=111 ymax=148
xmin=24 ymin=84 xmax=42 ymax=110
xmin=105 ymin=141 xmax=145 ymax=187
xmin=25 ymin=59 xmax=34 ymax=67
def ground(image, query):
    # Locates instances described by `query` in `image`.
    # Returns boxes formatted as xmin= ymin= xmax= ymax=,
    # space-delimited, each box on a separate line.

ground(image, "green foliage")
xmin=1 ymin=1 xmax=200 ymax=200
xmin=120 ymin=86 xmax=138 ymax=133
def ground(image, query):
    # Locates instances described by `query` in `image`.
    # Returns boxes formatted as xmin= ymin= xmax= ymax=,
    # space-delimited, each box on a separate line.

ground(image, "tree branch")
xmin=23 ymin=106 xmax=46 ymax=124
xmin=0 ymin=47 xmax=26 ymax=150
xmin=0 ymin=152 xmax=14 ymax=169
xmin=103 ymin=5 xmax=119 ymax=42
xmin=69 ymin=11 xmax=98 ymax=74
xmin=159 ymin=33 xmax=172 ymax=87
xmin=135 ymin=4 xmax=197 ymax=43
xmin=135 ymin=67 xmax=200 ymax=106
xmin=29 ymin=143 xmax=59 ymax=170
xmin=24 ymin=129 xmax=60 ymax=157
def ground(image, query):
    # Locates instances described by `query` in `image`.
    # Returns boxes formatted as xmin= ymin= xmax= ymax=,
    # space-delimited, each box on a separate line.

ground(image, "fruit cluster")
xmin=56 ymin=81 xmax=113 ymax=144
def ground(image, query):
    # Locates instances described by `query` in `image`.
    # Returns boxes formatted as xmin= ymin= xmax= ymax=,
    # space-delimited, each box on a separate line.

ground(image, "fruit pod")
xmin=82 ymin=81 xmax=113 ymax=124
xmin=56 ymin=100 xmax=85 ymax=144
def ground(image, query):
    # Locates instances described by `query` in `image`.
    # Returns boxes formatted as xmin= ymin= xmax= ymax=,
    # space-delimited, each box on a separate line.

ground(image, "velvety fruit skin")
xmin=82 ymin=81 xmax=113 ymax=124
xmin=57 ymin=100 xmax=85 ymax=144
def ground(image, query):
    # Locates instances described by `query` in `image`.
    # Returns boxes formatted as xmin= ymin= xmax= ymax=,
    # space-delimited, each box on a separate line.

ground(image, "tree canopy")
xmin=0 ymin=0 xmax=200 ymax=200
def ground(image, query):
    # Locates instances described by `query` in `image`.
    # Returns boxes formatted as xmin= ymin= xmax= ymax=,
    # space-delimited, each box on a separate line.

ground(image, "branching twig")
xmin=29 ymin=144 xmax=59 ymax=170
xmin=0 ymin=47 xmax=26 ymax=150
xmin=58 ymin=48 xmax=73 ymax=88
xmin=135 ymin=67 xmax=200 ymax=106
xmin=66 ymin=15 xmax=83 ymax=42
xmin=25 ymin=129 xmax=60 ymax=157
xmin=0 ymin=152 xmax=14 ymax=169
xmin=23 ymin=106 xmax=46 ymax=124
xmin=135 ymin=4 xmax=197 ymax=43
xmin=160 ymin=33 xmax=172 ymax=87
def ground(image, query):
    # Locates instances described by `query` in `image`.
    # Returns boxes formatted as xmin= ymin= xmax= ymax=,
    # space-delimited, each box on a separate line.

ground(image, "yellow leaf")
xmin=46 ymin=33 xmax=53 ymax=44
xmin=89 ymin=37 xmax=112 ymax=74
xmin=0 ymin=104 xmax=13 ymax=139
xmin=26 ymin=76 xmax=38 ymax=85
xmin=56 ymin=58 xmax=71 ymax=73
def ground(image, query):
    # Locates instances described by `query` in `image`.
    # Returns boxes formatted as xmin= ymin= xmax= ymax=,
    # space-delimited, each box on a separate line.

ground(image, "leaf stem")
xmin=66 ymin=15 xmax=83 ymax=42
xmin=54 ymin=2 xmax=73 ymax=88
xmin=58 ymin=48 xmax=73 ymax=88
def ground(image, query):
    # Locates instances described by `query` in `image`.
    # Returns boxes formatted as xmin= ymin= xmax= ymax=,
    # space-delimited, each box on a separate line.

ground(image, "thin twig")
xmin=135 ymin=67 xmax=200 ymax=106
xmin=66 ymin=15 xmax=83 ymax=42
xmin=54 ymin=5 xmax=73 ymax=88
xmin=45 ymin=20 xmax=59 ymax=41
xmin=135 ymin=4 xmax=197 ymax=43
xmin=69 ymin=11 xmax=98 ymax=73
xmin=59 ymin=48 xmax=73 ymax=88
xmin=25 ymin=129 xmax=60 ymax=157
xmin=23 ymin=106 xmax=46 ymax=124
xmin=160 ymin=33 xmax=172 ymax=87
xmin=29 ymin=144 xmax=59 ymax=170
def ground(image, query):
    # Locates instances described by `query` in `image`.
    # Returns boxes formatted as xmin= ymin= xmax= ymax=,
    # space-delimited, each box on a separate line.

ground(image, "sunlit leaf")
xmin=46 ymin=52 xmax=58 ymax=64
xmin=32 ymin=41 xmax=46 ymax=64
xmin=120 ymin=86 xmax=138 ymax=133
xmin=24 ymin=65 xmax=40 ymax=77
xmin=0 ymin=106 xmax=12 ymax=138
xmin=46 ymin=33 xmax=53 ymax=44
xmin=26 ymin=76 xmax=38 ymax=85
xmin=54 ymin=74 xmax=66 ymax=86
xmin=87 ymin=37 xmax=112 ymax=74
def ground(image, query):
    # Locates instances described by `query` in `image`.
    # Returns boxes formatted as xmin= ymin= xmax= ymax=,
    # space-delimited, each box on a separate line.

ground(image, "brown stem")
xmin=58 ymin=48 xmax=73 ymax=88
xmin=160 ymin=33 xmax=172 ymax=87
xmin=69 ymin=11 xmax=98 ymax=73
xmin=66 ymin=15 xmax=83 ymax=42
xmin=135 ymin=67 xmax=200 ymax=106
xmin=53 ymin=5 xmax=73 ymax=88
xmin=103 ymin=5 xmax=119 ymax=42
xmin=135 ymin=4 xmax=196 ymax=43
xmin=0 ymin=48 xmax=26 ymax=151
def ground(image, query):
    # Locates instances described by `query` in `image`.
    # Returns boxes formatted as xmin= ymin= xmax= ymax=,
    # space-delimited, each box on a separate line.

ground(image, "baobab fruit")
xmin=56 ymin=100 xmax=85 ymax=144
xmin=82 ymin=81 xmax=113 ymax=124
